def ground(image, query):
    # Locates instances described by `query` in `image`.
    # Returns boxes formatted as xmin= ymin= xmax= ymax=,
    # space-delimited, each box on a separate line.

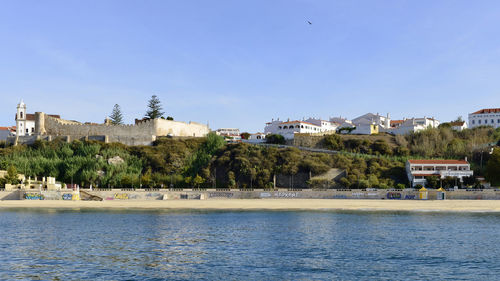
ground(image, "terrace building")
xmin=406 ymin=159 xmax=473 ymax=188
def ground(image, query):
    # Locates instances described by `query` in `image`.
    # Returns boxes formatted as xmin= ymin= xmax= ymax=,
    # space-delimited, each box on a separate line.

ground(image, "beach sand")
xmin=1 ymin=199 xmax=500 ymax=212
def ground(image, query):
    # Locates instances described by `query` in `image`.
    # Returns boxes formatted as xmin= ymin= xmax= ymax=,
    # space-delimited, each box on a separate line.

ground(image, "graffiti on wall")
xmin=260 ymin=192 xmax=272 ymax=198
xmin=274 ymin=192 xmax=298 ymax=198
xmin=146 ymin=193 xmax=162 ymax=199
xmin=62 ymin=194 xmax=73 ymax=200
xmin=208 ymin=192 xmax=234 ymax=198
xmin=405 ymin=195 xmax=416 ymax=200
xmin=386 ymin=192 xmax=402 ymax=199
xmin=24 ymin=193 xmax=44 ymax=200
xmin=114 ymin=193 xmax=129 ymax=200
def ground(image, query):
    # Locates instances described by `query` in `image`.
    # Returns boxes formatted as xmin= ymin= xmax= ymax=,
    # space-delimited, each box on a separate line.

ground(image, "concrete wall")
xmin=4 ymin=188 xmax=500 ymax=201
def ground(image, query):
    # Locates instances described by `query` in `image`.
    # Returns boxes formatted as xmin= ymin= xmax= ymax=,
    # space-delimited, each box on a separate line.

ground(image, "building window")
xmin=493 ymin=120 xmax=495 ymax=124
xmin=301 ymin=125 xmax=304 ymax=128
xmin=472 ymin=120 xmax=475 ymax=124
xmin=26 ymin=129 xmax=28 ymax=133
xmin=278 ymin=126 xmax=282 ymax=129
xmin=296 ymin=125 xmax=300 ymax=128
xmin=20 ymin=112 xmax=23 ymax=118
xmin=485 ymin=119 xmax=488 ymax=124
xmin=31 ymin=128 xmax=34 ymax=132
xmin=479 ymin=120 xmax=481 ymax=124
xmin=498 ymin=119 xmax=500 ymax=123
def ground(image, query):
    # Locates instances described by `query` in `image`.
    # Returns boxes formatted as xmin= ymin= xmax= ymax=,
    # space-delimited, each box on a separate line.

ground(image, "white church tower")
xmin=16 ymin=100 xmax=27 ymax=136
xmin=15 ymin=100 xmax=35 ymax=136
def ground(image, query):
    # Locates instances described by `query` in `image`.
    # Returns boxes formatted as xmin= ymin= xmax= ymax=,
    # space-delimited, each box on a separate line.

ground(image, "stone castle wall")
xmin=8 ymin=113 xmax=211 ymax=146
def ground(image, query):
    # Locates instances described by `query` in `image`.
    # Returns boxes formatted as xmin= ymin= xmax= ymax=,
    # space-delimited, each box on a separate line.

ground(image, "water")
xmin=0 ymin=209 xmax=499 ymax=280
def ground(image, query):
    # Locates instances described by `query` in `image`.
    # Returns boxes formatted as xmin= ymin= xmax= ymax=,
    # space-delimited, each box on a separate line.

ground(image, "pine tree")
xmin=145 ymin=95 xmax=164 ymax=119
xmin=109 ymin=104 xmax=124 ymax=125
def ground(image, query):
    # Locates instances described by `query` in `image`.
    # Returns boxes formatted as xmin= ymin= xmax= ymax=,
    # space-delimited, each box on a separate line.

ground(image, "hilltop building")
xmin=468 ymin=108 xmax=500 ymax=129
xmin=215 ymin=128 xmax=241 ymax=140
xmin=406 ymin=159 xmax=473 ymax=188
xmin=387 ymin=117 xmax=440 ymax=135
xmin=450 ymin=121 xmax=468 ymax=131
xmin=9 ymin=101 xmax=210 ymax=146
xmin=264 ymin=118 xmax=339 ymax=140
xmin=351 ymin=113 xmax=391 ymax=134
xmin=0 ymin=126 xmax=16 ymax=141
xmin=15 ymin=100 xmax=60 ymax=136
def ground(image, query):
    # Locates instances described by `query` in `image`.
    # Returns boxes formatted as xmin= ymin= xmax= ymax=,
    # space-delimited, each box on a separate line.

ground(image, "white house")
xmin=264 ymin=118 xmax=338 ymax=140
xmin=215 ymin=128 xmax=241 ymax=140
xmin=386 ymin=117 xmax=440 ymax=135
xmin=329 ymin=117 xmax=354 ymax=128
xmin=406 ymin=159 xmax=473 ymax=187
xmin=0 ymin=126 xmax=16 ymax=141
xmin=450 ymin=121 xmax=468 ymax=131
xmin=347 ymin=113 xmax=391 ymax=135
xmin=15 ymin=100 xmax=60 ymax=137
xmin=468 ymin=108 xmax=500 ymax=129
xmin=352 ymin=113 xmax=391 ymax=130
xmin=244 ymin=132 xmax=266 ymax=143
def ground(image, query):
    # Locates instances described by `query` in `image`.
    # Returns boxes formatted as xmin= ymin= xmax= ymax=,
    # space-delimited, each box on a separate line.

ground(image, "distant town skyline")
xmin=2 ymin=0 xmax=500 ymax=132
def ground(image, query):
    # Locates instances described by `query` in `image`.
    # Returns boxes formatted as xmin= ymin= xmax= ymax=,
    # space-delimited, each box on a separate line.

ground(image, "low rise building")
xmin=264 ymin=118 xmax=338 ymax=140
xmin=468 ymin=108 xmax=500 ymax=129
xmin=245 ymin=133 xmax=266 ymax=143
xmin=406 ymin=159 xmax=473 ymax=187
xmin=387 ymin=117 xmax=440 ymax=135
xmin=0 ymin=126 xmax=16 ymax=141
xmin=215 ymin=128 xmax=241 ymax=140
xmin=450 ymin=121 xmax=468 ymax=131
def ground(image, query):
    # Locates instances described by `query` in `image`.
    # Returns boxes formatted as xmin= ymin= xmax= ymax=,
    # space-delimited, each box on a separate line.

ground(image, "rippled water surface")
xmin=1 ymin=209 xmax=499 ymax=280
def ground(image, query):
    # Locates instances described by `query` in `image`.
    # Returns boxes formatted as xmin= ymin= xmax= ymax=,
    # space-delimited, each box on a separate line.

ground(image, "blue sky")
xmin=1 ymin=0 xmax=500 ymax=132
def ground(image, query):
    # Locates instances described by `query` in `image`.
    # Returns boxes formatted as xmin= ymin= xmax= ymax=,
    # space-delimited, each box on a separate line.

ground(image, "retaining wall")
xmin=3 ymin=189 xmax=500 ymax=201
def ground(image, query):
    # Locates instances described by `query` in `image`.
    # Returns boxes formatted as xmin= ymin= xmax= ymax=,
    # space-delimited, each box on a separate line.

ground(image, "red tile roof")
xmin=471 ymin=108 xmax=500 ymax=114
xmin=450 ymin=121 xmax=465 ymax=126
xmin=280 ymin=120 xmax=318 ymax=126
xmin=408 ymin=159 xmax=469 ymax=165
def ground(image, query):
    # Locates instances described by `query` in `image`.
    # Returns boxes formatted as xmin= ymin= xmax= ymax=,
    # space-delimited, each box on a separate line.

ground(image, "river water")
xmin=0 ymin=209 xmax=499 ymax=280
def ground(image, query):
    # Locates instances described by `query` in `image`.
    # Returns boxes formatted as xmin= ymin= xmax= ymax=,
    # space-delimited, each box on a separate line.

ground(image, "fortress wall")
xmin=155 ymin=119 xmax=210 ymax=137
xmin=43 ymin=116 xmax=157 ymax=138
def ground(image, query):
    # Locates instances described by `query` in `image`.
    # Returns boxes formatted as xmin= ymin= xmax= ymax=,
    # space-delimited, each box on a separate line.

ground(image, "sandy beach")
xmin=2 ymin=199 xmax=500 ymax=212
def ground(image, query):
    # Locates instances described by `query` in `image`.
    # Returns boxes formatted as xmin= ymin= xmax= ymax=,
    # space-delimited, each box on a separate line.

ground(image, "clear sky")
xmin=1 ymin=0 xmax=500 ymax=132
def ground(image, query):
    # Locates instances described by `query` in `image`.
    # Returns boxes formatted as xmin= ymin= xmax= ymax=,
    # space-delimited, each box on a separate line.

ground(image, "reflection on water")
xmin=0 ymin=210 xmax=499 ymax=280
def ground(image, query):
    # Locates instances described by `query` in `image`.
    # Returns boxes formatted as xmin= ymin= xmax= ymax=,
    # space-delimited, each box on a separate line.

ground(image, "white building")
xmin=15 ymin=100 xmax=60 ymax=137
xmin=386 ymin=117 xmax=440 ymax=135
xmin=468 ymin=108 xmax=500 ymax=129
xmin=352 ymin=113 xmax=391 ymax=130
xmin=406 ymin=159 xmax=473 ymax=187
xmin=0 ymin=126 xmax=16 ymax=141
xmin=450 ymin=121 xmax=468 ymax=131
xmin=264 ymin=118 xmax=338 ymax=140
xmin=215 ymin=128 xmax=241 ymax=140
xmin=244 ymin=132 xmax=266 ymax=143
xmin=329 ymin=117 xmax=354 ymax=128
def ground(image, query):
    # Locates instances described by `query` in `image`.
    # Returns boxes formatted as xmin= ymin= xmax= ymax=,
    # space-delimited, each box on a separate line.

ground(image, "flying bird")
xmin=307 ymin=21 xmax=312 ymax=25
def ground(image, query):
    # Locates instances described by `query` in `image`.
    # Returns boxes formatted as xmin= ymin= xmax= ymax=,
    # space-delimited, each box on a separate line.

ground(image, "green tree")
xmin=109 ymin=104 xmax=124 ymax=125
xmin=486 ymin=149 xmax=500 ymax=186
xmin=266 ymin=134 xmax=285 ymax=144
xmin=5 ymin=165 xmax=19 ymax=185
xmin=145 ymin=95 xmax=164 ymax=119
xmin=426 ymin=176 xmax=439 ymax=188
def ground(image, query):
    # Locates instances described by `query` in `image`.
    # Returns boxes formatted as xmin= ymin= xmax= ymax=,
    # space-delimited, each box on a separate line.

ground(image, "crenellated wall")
xmin=10 ymin=113 xmax=211 ymax=146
